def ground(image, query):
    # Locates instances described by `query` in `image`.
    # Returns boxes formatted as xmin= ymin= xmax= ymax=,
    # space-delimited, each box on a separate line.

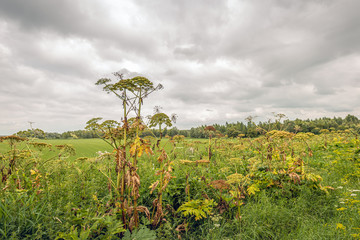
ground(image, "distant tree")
xmin=226 ymin=127 xmax=241 ymax=138
xmin=168 ymin=127 xmax=179 ymax=137
xmin=16 ymin=128 xmax=45 ymax=139
xmin=345 ymin=114 xmax=359 ymax=124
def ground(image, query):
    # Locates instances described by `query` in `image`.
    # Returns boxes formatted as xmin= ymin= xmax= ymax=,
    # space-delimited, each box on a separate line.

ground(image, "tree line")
xmin=15 ymin=114 xmax=360 ymax=139
xmin=189 ymin=114 xmax=360 ymax=138
xmin=16 ymin=129 xmax=99 ymax=139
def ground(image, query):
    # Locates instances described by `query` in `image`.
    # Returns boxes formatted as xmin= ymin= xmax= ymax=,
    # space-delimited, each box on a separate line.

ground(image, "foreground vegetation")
xmin=1 ymin=131 xmax=360 ymax=239
xmin=1 ymin=73 xmax=359 ymax=239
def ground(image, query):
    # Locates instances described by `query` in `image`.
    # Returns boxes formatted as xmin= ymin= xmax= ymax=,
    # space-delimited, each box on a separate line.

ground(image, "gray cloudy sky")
xmin=1 ymin=0 xmax=360 ymax=134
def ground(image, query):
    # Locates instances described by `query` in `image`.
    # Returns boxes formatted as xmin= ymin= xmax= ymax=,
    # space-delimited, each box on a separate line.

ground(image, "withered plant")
xmin=149 ymin=149 xmax=176 ymax=227
xmin=204 ymin=126 xmax=216 ymax=164
xmin=0 ymin=135 xmax=27 ymax=185
xmin=146 ymin=107 xmax=177 ymax=227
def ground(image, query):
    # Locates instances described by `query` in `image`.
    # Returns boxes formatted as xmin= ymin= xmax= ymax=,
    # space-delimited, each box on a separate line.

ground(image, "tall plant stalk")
xmin=86 ymin=72 xmax=162 ymax=230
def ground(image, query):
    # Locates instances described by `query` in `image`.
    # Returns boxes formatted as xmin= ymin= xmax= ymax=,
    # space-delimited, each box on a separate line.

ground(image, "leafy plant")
xmin=123 ymin=225 xmax=157 ymax=240
xmin=177 ymin=199 xmax=215 ymax=221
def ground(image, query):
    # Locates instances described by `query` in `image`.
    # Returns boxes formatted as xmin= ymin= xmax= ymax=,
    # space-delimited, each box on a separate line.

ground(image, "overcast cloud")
xmin=1 ymin=0 xmax=360 ymax=134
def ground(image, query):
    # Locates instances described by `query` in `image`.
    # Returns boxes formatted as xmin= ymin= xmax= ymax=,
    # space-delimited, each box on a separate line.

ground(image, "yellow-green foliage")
xmin=177 ymin=199 xmax=215 ymax=221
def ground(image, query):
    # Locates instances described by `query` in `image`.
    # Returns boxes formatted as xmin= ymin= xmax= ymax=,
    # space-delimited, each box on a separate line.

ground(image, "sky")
xmin=1 ymin=0 xmax=360 ymax=134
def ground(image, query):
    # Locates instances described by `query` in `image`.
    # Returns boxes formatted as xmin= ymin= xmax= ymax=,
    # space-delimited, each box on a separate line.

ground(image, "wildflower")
xmin=350 ymin=194 xmax=357 ymax=197
xmin=337 ymin=186 xmax=343 ymax=189
xmin=336 ymin=223 xmax=346 ymax=230
xmin=92 ymin=195 xmax=98 ymax=201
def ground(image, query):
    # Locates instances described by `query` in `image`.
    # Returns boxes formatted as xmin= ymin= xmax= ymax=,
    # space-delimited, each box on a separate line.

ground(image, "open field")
xmin=1 ymin=132 xmax=360 ymax=239
xmin=0 ymin=138 xmax=113 ymax=161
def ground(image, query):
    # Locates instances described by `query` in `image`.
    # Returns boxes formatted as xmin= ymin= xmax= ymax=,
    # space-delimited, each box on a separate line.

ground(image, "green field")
xmin=1 ymin=133 xmax=360 ymax=239
xmin=0 ymin=138 xmax=113 ymax=160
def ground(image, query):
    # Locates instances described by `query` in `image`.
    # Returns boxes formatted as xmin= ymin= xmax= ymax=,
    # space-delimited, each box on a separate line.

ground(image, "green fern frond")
xmin=177 ymin=199 xmax=215 ymax=221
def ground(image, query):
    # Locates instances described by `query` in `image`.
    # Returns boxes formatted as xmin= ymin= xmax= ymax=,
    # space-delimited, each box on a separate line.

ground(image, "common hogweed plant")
xmin=148 ymin=106 xmax=177 ymax=148
xmin=86 ymin=72 xmax=162 ymax=230
xmin=145 ymin=106 xmax=177 ymax=227
xmin=204 ymin=126 xmax=217 ymax=164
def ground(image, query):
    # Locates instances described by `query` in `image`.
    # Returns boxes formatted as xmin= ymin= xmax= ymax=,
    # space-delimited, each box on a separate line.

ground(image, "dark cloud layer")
xmin=0 ymin=0 xmax=359 ymax=134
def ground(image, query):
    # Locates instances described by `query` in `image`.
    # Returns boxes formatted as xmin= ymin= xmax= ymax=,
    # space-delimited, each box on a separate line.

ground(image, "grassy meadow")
xmin=1 ymin=131 xmax=360 ymax=239
xmin=0 ymin=138 xmax=112 ymax=160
